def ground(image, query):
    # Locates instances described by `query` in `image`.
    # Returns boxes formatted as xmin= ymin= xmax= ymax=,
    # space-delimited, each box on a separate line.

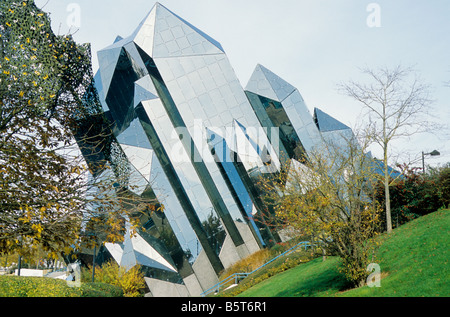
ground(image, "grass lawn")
xmin=238 ymin=209 xmax=449 ymax=297
xmin=236 ymin=256 xmax=347 ymax=297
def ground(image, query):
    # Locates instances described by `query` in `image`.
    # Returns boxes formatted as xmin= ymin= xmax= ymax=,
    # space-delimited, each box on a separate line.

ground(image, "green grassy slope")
xmin=238 ymin=209 xmax=449 ymax=297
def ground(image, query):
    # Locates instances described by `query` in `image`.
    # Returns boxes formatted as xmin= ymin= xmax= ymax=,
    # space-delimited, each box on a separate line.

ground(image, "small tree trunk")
xmin=384 ymin=147 xmax=392 ymax=233
xmin=358 ymin=279 xmax=366 ymax=288
xmin=385 ymin=183 xmax=392 ymax=233
xmin=383 ymin=139 xmax=392 ymax=233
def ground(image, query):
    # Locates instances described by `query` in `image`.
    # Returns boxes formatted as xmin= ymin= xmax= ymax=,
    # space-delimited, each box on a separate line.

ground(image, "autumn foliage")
xmin=0 ymin=0 xmax=96 ymax=256
xmin=82 ymin=261 xmax=146 ymax=297
xmin=0 ymin=0 xmax=162 ymax=263
xmin=257 ymin=137 xmax=381 ymax=287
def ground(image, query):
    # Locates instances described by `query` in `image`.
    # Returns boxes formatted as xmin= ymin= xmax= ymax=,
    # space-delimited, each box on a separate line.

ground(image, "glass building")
xmin=78 ymin=2 xmax=358 ymax=297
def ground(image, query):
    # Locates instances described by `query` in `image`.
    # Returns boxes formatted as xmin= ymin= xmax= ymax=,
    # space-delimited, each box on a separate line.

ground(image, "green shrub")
xmin=0 ymin=275 xmax=123 ymax=297
xmin=219 ymin=249 xmax=271 ymax=281
xmin=431 ymin=164 xmax=450 ymax=207
xmin=80 ymin=282 xmax=123 ymax=297
xmin=83 ymin=261 xmax=146 ymax=297
xmin=0 ymin=276 xmax=81 ymax=297
xmin=376 ymin=163 xmax=450 ymax=229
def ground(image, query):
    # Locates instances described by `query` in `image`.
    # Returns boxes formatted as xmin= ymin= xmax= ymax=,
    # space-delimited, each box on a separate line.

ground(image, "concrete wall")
xmin=145 ymin=277 xmax=190 ymax=297
xmin=15 ymin=269 xmax=45 ymax=277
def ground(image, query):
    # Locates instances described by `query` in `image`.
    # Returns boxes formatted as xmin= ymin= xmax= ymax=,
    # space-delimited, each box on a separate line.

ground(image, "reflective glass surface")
xmin=72 ymin=2 xmax=367 ymax=296
xmin=314 ymin=107 xmax=351 ymax=132
xmin=245 ymin=65 xmax=328 ymax=159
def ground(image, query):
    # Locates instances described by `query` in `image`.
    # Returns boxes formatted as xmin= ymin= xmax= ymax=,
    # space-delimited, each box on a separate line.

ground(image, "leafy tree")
xmin=0 ymin=1 xmax=157 ymax=259
xmin=258 ymin=133 xmax=381 ymax=287
xmin=0 ymin=0 xmax=92 ymax=257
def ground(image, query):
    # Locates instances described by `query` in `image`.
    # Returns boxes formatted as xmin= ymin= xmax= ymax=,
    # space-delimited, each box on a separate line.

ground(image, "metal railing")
xmin=200 ymin=241 xmax=312 ymax=297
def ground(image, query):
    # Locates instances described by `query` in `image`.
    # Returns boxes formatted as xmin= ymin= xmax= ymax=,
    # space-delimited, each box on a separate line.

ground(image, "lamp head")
xmin=429 ymin=150 xmax=440 ymax=156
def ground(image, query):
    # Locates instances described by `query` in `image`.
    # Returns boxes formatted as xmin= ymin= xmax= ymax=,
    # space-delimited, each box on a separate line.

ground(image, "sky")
xmin=34 ymin=0 xmax=450 ymax=168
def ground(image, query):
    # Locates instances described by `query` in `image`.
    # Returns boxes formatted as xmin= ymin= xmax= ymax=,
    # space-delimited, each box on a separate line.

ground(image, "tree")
xmin=258 ymin=132 xmax=381 ymax=287
xmin=0 ymin=1 xmax=157 ymax=259
xmin=0 ymin=0 xmax=91 ymax=257
xmin=339 ymin=66 xmax=434 ymax=233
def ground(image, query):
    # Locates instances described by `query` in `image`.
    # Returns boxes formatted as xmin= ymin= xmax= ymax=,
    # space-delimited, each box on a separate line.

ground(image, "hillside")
xmin=237 ymin=209 xmax=449 ymax=297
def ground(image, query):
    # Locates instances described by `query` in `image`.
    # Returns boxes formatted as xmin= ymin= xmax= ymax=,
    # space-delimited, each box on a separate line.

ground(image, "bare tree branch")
xmin=338 ymin=65 xmax=436 ymax=233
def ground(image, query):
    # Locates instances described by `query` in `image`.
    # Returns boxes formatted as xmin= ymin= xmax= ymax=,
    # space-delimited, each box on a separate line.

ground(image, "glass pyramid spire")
xmin=314 ymin=108 xmax=351 ymax=132
xmin=245 ymin=64 xmax=297 ymax=102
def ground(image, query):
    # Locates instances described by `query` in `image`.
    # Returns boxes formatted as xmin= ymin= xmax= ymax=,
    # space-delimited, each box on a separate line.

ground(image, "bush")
xmin=219 ymin=249 xmax=271 ymax=281
xmin=82 ymin=261 xmax=146 ymax=297
xmin=0 ymin=275 xmax=80 ymax=297
xmin=80 ymin=282 xmax=123 ymax=297
xmin=375 ymin=163 xmax=450 ymax=229
xmin=0 ymin=275 xmax=122 ymax=297
xmin=0 ymin=275 xmax=123 ymax=297
xmin=431 ymin=164 xmax=450 ymax=207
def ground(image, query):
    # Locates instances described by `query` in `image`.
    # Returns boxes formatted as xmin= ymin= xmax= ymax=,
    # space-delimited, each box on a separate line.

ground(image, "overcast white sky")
xmin=34 ymin=0 xmax=449 ymax=168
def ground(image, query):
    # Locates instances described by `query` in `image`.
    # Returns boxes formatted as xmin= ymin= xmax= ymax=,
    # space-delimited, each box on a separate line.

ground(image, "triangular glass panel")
xmin=206 ymin=127 xmax=231 ymax=163
xmin=131 ymin=233 xmax=177 ymax=272
xmin=259 ymin=64 xmax=296 ymax=102
xmin=314 ymin=108 xmax=351 ymax=132
xmin=104 ymin=242 xmax=123 ymax=265
xmin=120 ymin=144 xmax=153 ymax=182
xmin=93 ymin=70 xmax=110 ymax=112
xmin=123 ymin=42 xmax=149 ymax=78
xmin=114 ymin=35 xmax=124 ymax=43
xmin=206 ymin=126 xmax=225 ymax=147
xmin=245 ymin=64 xmax=296 ymax=102
xmin=234 ymin=120 xmax=262 ymax=156
xmin=127 ymin=159 xmax=150 ymax=196
xmin=285 ymin=158 xmax=318 ymax=193
xmin=120 ymin=232 xmax=137 ymax=269
xmin=132 ymin=7 xmax=157 ymax=58
xmin=134 ymin=75 xmax=158 ymax=108
xmin=245 ymin=64 xmax=279 ymax=101
xmin=116 ymin=118 xmax=153 ymax=150
xmin=97 ymin=45 xmax=122 ymax=96
xmin=232 ymin=120 xmax=264 ymax=170
xmin=152 ymin=3 xmax=224 ymax=58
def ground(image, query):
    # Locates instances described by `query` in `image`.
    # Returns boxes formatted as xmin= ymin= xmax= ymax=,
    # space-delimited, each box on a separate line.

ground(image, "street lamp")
xmin=422 ymin=150 xmax=440 ymax=174
xmin=17 ymin=235 xmax=22 ymax=276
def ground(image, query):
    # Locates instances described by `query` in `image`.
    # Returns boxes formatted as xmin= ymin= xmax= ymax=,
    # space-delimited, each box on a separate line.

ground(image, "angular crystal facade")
xmin=245 ymin=64 xmax=326 ymax=163
xmin=78 ymin=2 xmax=360 ymax=297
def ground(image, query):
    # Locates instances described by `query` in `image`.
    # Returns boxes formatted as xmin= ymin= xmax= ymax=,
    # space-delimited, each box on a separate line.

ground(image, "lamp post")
xmin=17 ymin=255 xmax=22 ymax=276
xmin=92 ymin=244 xmax=96 ymax=283
xmin=422 ymin=150 xmax=440 ymax=174
xmin=80 ymin=232 xmax=98 ymax=282
xmin=17 ymin=236 xmax=22 ymax=276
